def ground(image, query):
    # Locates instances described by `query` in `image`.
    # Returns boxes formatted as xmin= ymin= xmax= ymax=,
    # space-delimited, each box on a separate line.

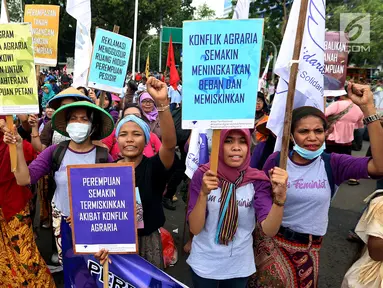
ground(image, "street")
xmin=37 ymin=143 xmax=375 ymax=288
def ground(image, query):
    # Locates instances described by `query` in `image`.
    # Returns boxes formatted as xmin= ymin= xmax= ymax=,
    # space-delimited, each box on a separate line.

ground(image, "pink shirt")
xmin=102 ymin=129 xmax=162 ymax=160
xmin=325 ymin=100 xmax=364 ymax=144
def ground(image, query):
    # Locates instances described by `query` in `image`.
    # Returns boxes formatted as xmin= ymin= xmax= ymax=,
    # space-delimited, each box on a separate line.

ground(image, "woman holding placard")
xmin=3 ymin=101 xmax=115 ymax=265
xmin=252 ymin=83 xmax=383 ymax=288
xmin=95 ymin=77 xmax=176 ymax=269
xmin=185 ymin=128 xmax=288 ymax=287
xmin=0 ymin=117 xmax=55 ymax=287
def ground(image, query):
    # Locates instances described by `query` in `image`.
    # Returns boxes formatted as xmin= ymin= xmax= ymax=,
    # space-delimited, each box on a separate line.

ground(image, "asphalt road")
xmin=37 ymin=142 xmax=375 ymax=288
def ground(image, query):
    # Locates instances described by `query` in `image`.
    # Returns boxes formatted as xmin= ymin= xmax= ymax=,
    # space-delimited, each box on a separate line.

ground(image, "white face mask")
xmin=66 ymin=122 xmax=91 ymax=144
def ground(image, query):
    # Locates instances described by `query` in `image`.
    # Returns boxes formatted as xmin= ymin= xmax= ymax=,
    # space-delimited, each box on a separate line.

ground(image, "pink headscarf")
xmin=199 ymin=129 xmax=269 ymax=185
xmin=139 ymin=92 xmax=158 ymax=122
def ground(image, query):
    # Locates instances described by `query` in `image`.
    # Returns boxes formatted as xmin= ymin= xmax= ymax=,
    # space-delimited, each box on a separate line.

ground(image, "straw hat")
xmin=48 ymin=87 xmax=93 ymax=110
xmin=51 ymin=101 xmax=114 ymax=140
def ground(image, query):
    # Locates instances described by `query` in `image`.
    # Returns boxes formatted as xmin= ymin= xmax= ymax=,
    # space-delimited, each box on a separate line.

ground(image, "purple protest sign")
xmin=67 ymin=163 xmax=138 ymax=254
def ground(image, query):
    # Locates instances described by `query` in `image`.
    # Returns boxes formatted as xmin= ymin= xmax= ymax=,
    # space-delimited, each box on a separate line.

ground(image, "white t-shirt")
xmin=168 ymin=85 xmax=182 ymax=104
xmin=53 ymin=148 xmax=97 ymax=216
xmin=187 ymin=183 xmax=257 ymax=280
xmin=137 ymin=83 xmax=146 ymax=92
xmin=282 ymin=156 xmax=331 ymax=236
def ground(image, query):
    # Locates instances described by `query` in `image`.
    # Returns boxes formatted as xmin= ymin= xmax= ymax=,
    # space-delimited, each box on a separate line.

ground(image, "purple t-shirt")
xmin=186 ymin=168 xmax=273 ymax=279
xmin=263 ymin=152 xmax=370 ymax=187
xmin=187 ymin=169 xmax=273 ymax=224
xmin=29 ymin=144 xmax=114 ymax=184
xmin=29 ymin=144 xmax=113 ymax=216
xmin=262 ymin=152 xmax=370 ymax=235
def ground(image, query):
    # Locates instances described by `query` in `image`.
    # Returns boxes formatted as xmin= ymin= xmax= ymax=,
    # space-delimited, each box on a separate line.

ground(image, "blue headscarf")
xmin=116 ymin=115 xmax=150 ymax=145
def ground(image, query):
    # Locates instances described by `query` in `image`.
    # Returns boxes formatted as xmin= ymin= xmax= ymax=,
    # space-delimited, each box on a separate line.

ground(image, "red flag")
xmin=166 ymin=35 xmax=180 ymax=90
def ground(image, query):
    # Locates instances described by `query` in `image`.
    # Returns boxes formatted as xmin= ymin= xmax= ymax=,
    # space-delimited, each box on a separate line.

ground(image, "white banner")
xmin=0 ymin=0 xmax=9 ymax=23
xmin=259 ymin=55 xmax=272 ymax=92
xmin=232 ymin=0 xmax=250 ymax=20
xmin=185 ymin=129 xmax=211 ymax=179
xmin=267 ymin=0 xmax=326 ymax=151
xmin=66 ymin=0 xmax=92 ymax=87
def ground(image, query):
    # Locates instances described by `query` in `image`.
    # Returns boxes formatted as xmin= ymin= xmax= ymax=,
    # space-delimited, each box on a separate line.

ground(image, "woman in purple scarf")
xmin=139 ymin=92 xmax=162 ymax=138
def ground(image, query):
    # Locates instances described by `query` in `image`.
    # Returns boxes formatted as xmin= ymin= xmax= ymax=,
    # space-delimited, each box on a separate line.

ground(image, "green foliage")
xmin=326 ymin=0 xmax=383 ymax=67
xmin=6 ymin=0 xmax=23 ymax=22
xmin=194 ymin=3 xmax=215 ymax=20
xmin=226 ymin=0 xmax=289 ymax=69
xmin=23 ymin=0 xmax=193 ymax=67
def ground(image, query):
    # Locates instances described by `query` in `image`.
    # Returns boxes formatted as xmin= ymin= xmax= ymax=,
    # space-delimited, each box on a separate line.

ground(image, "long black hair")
xmin=257 ymin=92 xmax=270 ymax=115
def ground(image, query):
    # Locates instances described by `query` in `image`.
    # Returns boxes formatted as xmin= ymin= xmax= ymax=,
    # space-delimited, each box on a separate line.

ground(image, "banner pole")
xmin=103 ymin=261 xmax=109 ymax=288
xmin=6 ymin=115 xmax=17 ymax=172
xmin=210 ymin=130 xmax=221 ymax=174
xmin=279 ymin=0 xmax=309 ymax=170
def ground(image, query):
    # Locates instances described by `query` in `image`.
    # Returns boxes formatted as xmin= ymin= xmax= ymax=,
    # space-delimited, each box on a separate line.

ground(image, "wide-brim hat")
xmin=48 ymin=87 xmax=93 ymax=110
xmin=51 ymin=101 xmax=114 ymax=140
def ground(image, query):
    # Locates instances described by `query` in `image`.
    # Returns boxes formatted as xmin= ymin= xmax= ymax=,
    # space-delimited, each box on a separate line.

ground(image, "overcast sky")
xmin=191 ymin=0 xmax=224 ymax=17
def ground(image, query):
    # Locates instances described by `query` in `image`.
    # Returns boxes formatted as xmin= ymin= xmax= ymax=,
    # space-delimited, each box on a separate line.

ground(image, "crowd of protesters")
xmin=1 ymin=66 xmax=383 ymax=288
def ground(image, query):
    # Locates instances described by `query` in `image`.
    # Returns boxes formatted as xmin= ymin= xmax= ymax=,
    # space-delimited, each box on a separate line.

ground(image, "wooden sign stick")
xmin=103 ymin=261 xmax=109 ymax=288
xmin=279 ymin=0 xmax=309 ymax=170
xmin=210 ymin=130 xmax=221 ymax=174
xmin=101 ymin=24 xmax=121 ymax=288
xmin=6 ymin=115 xmax=17 ymax=172
xmin=35 ymin=65 xmax=40 ymax=86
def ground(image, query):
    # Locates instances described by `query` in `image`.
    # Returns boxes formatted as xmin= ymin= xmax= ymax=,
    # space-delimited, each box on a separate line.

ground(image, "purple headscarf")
xmin=139 ymin=92 xmax=158 ymax=122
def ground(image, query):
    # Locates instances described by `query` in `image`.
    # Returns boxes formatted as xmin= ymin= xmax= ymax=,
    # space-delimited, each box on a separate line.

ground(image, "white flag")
xmin=267 ymin=0 xmax=326 ymax=151
xmin=185 ymin=129 xmax=212 ymax=179
xmin=66 ymin=0 xmax=92 ymax=87
xmin=259 ymin=55 xmax=273 ymax=92
xmin=232 ymin=0 xmax=250 ymax=20
xmin=0 ymin=0 xmax=9 ymax=24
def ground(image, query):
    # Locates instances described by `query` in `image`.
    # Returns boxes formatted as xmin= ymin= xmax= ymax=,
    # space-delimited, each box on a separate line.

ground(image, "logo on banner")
xmin=340 ymin=13 xmax=370 ymax=53
xmin=88 ymin=260 xmax=136 ymax=288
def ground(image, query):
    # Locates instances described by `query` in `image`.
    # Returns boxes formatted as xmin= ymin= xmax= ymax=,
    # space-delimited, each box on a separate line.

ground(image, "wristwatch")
xmin=363 ymin=114 xmax=380 ymax=125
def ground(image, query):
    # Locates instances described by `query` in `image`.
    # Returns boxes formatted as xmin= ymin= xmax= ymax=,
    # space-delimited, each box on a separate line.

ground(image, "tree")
xmin=226 ymin=0 xmax=292 ymax=69
xmin=24 ymin=0 xmax=194 ymax=68
xmin=195 ymin=3 xmax=215 ymax=20
xmin=6 ymin=0 xmax=23 ymax=22
xmin=326 ymin=0 xmax=383 ymax=67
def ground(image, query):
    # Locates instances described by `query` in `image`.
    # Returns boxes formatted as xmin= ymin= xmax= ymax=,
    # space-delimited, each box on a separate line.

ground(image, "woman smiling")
xmin=95 ymin=77 xmax=176 ymax=269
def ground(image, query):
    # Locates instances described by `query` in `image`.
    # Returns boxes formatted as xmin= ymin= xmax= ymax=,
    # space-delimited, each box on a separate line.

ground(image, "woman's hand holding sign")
xmin=94 ymin=249 xmax=111 ymax=265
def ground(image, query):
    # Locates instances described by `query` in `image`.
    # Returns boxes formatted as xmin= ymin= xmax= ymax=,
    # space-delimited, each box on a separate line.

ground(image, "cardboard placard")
xmin=88 ymin=28 xmax=132 ymax=94
xmin=24 ymin=5 xmax=60 ymax=66
xmin=67 ymin=163 xmax=138 ymax=254
xmin=181 ymin=19 xmax=264 ymax=129
xmin=0 ymin=23 xmax=38 ymax=115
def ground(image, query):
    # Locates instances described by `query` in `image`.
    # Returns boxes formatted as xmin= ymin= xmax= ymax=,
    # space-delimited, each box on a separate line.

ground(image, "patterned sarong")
xmin=0 ymin=205 xmax=55 ymax=287
xmin=248 ymin=223 xmax=323 ymax=288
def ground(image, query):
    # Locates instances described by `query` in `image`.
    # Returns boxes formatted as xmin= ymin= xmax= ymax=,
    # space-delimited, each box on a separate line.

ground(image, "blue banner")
xmin=62 ymin=220 xmax=187 ymax=288
xmin=88 ymin=28 xmax=132 ymax=94
xmin=181 ymin=19 xmax=264 ymax=130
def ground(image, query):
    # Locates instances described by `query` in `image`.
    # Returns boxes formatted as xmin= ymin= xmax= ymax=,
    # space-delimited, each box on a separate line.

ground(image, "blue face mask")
xmin=292 ymin=140 xmax=326 ymax=160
